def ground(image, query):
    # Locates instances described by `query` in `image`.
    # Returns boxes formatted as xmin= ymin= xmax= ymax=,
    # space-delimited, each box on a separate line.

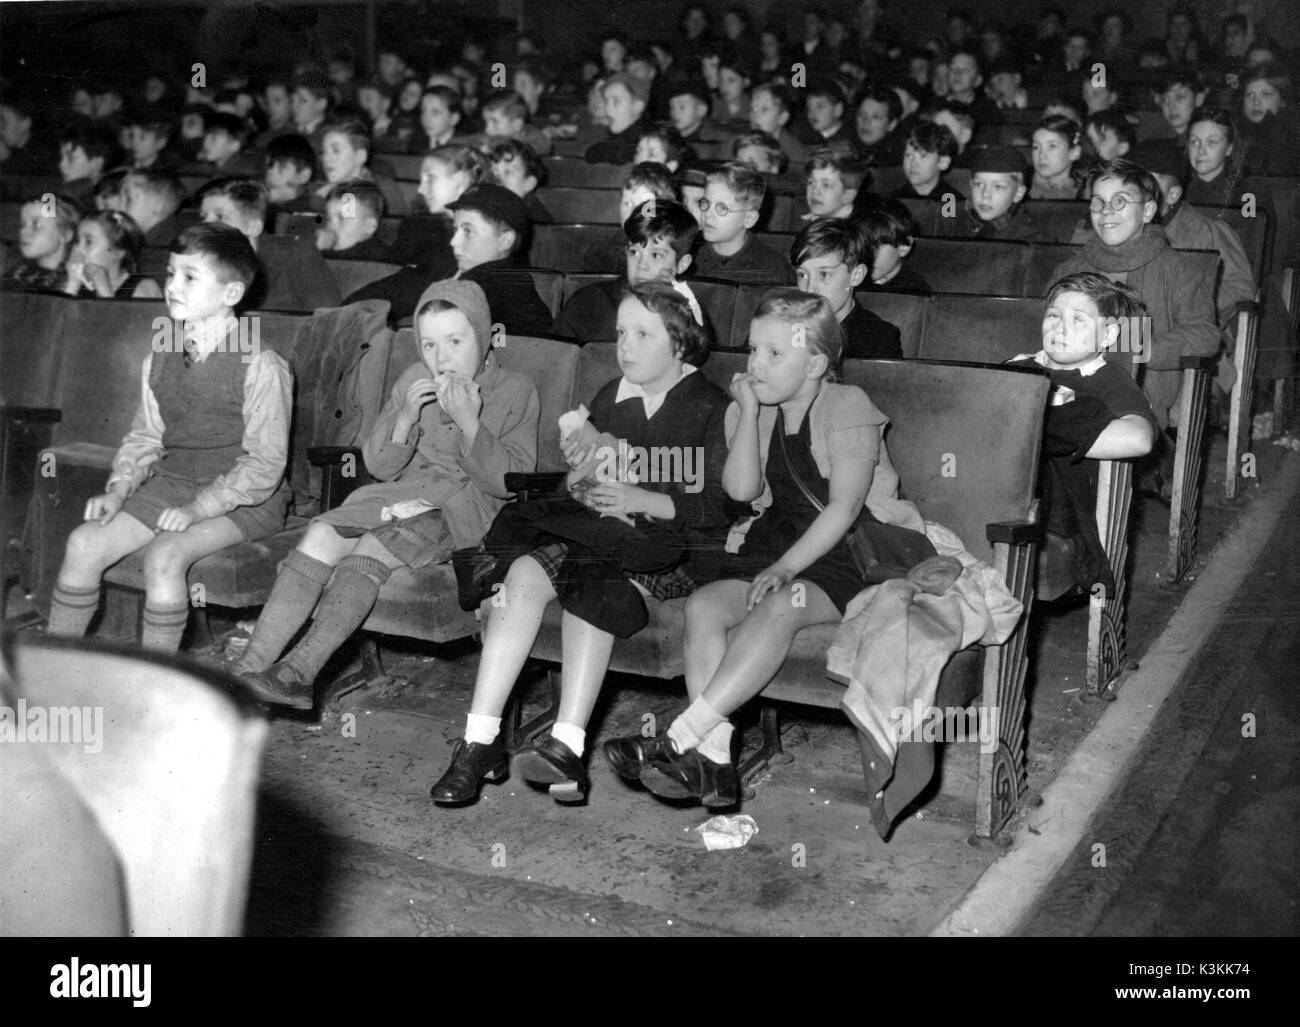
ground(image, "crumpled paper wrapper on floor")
xmin=694 ymin=814 xmax=759 ymax=850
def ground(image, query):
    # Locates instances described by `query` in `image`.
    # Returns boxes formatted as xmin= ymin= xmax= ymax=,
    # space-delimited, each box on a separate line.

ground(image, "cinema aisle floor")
xmin=7 ymin=432 xmax=1296 ymax=936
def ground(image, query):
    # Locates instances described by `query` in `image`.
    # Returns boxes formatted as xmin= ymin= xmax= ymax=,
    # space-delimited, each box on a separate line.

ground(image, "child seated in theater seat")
xmin=792 ymin=218 xmax=903 ymax=359
xmin=732 ymin=132 xmax=788 ymax=175
xmin=317 ymin=181 xmax=392 ymax=262
xmin=479 ymin=89 xmax=553 ymax=157
xmin=1050 ymin=159 xmax=1218 ymax=430
xmin=1084 ymin=109 xmax=1135 ymax=163
xmin=61 ymin=210 xmax=163 ymax=299
xmin=120 ymin=168 xmax=186 ymax=247
xmin=490 ymin=139 xmax=552 ymax=223
xmin=1028 ymin=114 xmax=1086 ymax=200
xmin=693 ymin=161 xmax=794 ymax=285
xmin=748 ymin=82 xmax=809 ymax=166
xmin=198 ymin=176 xmax=340 ymax=312
xmin=891 ymin=122 xmax=959 ymax=201
xmin=312 ymin=116 xmax=408 ymax=215
xmin=804 ymin=144 xmax=867 ymax=221
xmin=263 ymin=134 xmax=319 ymax=218
xmin=1009 ymin=272 xmax=1157 ymax=598
xmin=1 ymin=194 xmax=78 ymax=293
xmin=45 ymin=224 xmax=291 ymax=654
xmin=635 ymin=125 xmax=692 ymax=173
xmin=58 ymin=122 xmax=118 ymax=208
xmin=940 ymin=144 xmax=1049 ymax=241
xmin=197 ymin=111 xmax=261 ymax=179
xmin=552 ymin=198 xmax=702 ymax=344
xmin=236 ymin=279 xmax=538 ymax=710
xmin=574 ymin=161 xmax=679 ymax=275
xmin=855 ymin=197 xmax=932 ymax=295
xmin=585 ymin=73 xmax=651 ymax=165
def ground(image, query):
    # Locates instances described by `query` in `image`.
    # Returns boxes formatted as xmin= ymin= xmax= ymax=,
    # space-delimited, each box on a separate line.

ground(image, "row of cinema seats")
xmin=3 ymin=289 xmax=1156 ymax=839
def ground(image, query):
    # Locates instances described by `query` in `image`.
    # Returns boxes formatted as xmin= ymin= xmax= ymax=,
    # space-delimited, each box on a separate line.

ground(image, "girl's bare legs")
xmin=468 ymin=555 xmax=557 ymax=723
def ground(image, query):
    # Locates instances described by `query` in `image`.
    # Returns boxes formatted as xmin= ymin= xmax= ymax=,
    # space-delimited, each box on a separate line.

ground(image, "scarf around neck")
xmin=1081 ymin=223 xmax=1168 ymax=273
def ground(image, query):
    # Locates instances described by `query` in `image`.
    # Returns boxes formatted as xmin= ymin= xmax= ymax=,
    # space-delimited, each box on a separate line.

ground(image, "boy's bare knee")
xmin=141 ymin=538 xmax=188 ymax=582
xmin=300 ymin=522 xmax=345 ymax=559
xmin=65 ymin=523 xmax=108 ymax=568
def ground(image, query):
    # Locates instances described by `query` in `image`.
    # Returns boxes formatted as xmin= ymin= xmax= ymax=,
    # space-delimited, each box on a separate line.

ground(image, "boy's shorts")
xmin=121 ymin=470 xmax=290 ymax=541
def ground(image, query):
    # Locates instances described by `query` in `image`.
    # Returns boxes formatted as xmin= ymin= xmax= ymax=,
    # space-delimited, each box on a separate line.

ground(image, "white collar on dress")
xmin=615 ymin=363 xmax=697 ymax=418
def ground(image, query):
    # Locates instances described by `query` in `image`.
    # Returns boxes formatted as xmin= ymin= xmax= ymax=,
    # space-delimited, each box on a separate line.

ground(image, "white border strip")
xmin=932 ymin=449 xmax=1300 ymax=937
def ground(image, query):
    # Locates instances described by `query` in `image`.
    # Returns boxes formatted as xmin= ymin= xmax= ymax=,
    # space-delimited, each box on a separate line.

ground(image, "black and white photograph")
xmin=0 ymin=0 xmax=1296 ymax=969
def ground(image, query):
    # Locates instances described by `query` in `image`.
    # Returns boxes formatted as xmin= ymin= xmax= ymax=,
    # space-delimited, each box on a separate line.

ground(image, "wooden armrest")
xmin=505 ymin=471 xmax=567 ymax=494
xmin=307 ymin=445 xmax=362 ymax=466
xmin=0 ymin=406 xmax=62 ymax=424
xmin=986 ymin=520 xmax=1041 ymax=546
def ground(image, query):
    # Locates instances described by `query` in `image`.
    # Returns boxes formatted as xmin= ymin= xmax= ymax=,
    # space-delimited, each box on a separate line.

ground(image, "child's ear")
xmin=497 ymin=227 xmax=518 ymax=256
xmin=742 ymin=208 xmax=760 ymax=231
xmin=362 ymin=215 xmax=379 ymax=236
xmin=842 ymin=187 xmax=859 ymax=208
xmin=448 ymin=111 xmax=461 ymax=128
xmin=223 ymin=280 xmax=247 ymax=307
xmin=938 ymin=154 xmax=952 ymax=171
xmin=1013 ymin=183 xmax=1027 ymax=204
xmin=1141 ymin=198 xmax=1158 ymax=224
xmin=777 ymin=109 xmax=789 ymax=128
xmin=523 ymin=174 xmax=538 ymax=194
xmin=898 ymin=239 xmax=914 ymax=258
xmin=674 ymin=252 xmax=692 ymax=277
xmin=1116 ymin=140 xmax=1130 ymax=156
xmin=246 ymin=217 xmax=265 ymax=239
xmin=806 ymin=349 xmax=829 ymax=381
xmin=292 ymin=167 xmax=312 ymax=186
xmin=849 ymin=263 xmax=868 ymax=288
xmin=1069 ymin=145 xmax=1082 ymax=161
xmin=666 ymin=159 xmax=678 ymax=172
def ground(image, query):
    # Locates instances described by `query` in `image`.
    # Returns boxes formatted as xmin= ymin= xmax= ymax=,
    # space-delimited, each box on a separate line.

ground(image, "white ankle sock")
xmin=669 ymin=696 xmax=726 ymax=752
xmin=697 ymin=722 xmax=734 ymax=765
xmin=465 ymin=713 xmax=501 ymax=745
xmin=550 ymin=722 xmax=585 ymax=757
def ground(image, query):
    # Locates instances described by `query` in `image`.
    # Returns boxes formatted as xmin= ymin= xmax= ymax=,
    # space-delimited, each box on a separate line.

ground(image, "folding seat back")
xmin=0 ymin=199 xmax=20 ymax=243
xmin=0 ymin=291 xmax=70 ymax=408
xmin=541 ymin=158 xmax=629 ymax=189
xmin=495 ymin=336 xmax=583 ymax=472
xmin=840 ymin=359 xmax=1046 ymax=566
xmin=729 ymin=282 xmax=776 ymax=349
xmin=858 ymin=290 xmax=929 ymax=358
xmin=870 ymin=166 xmax=908 ymax=194
xmin=560 ymin=271 xmax=617 ymax=301
xmin=0 ymin=174 xmax=63 ymax=202
xmin=383 ymin=154 xmax=425 ymax=181
xmin=325 ymin=259 xmax=403 ymax=299
xmin=527 ymin=268 xmax=566 ymax=318
xmin=688 ymin=279 xmax=738 ymax=350
xmin=529 ymin=223 xmax=624 ymax=272
xmin=1020 ymin=200 xmax=1089 ymax=244
xmin=895 ymin=197 xmax=942 ymax=236
xmin=535 ymin=187 xmax=622 ymax=224
xmin=1023 ymin=242 xmax=1082 ymax=297
xmin=909 ymin=237 xmax=1027 ymax=295
xmin=753 ymin=231 xmax=795 ymax=258
xmin=920 ymin=294 xmax=1043 ymax=363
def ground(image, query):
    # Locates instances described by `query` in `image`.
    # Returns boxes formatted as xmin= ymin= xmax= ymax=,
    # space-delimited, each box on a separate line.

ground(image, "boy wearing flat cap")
xmin=586 ymin=73 xmax=651 ymax=165
xmin=448 ymin=182 xmax=555 ymax=337
xmin=946 ymin=144 xmax=1049 ymax=242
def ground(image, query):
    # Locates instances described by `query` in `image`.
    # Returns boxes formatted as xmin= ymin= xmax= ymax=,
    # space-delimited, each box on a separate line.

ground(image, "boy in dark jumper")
xmin=585 ymin=73 xmax=651 ymax=165
xmin=792 ymin=218 xmax=904 ymax=359
xmin=692 ymin=161 xmax=794 ymax=285
xmin=856 ymin=198 xmax=933 ymax=295
xmin=1009 ymin=272 xmax=1157 ymax=597
xmin=58 ymin=122 xmax=118 ymax=208
xmin=552 ymin=198 xmax=701 ymax=344
xmin=939 ymin=145 xmax=1049 ymax=241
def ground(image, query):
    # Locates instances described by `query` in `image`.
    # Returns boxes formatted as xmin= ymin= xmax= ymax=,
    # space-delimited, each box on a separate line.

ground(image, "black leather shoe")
xmin=241 ymin=662 xmax=314 ymax=710
xmin=430 ymin=738 xmax=508 ymax=806
xmin=640 ymin=748 xmax=740 ymax=809
xmin=603 ymin=732 xmax=677 ymax=781
xmin=511 ymin=735 xmax=590 ymax=804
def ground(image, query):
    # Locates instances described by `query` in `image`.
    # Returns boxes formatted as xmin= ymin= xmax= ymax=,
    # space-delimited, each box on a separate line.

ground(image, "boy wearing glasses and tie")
xmin=691 ymin=161 xmax=794 ymax=286
xmin=1051 ymin=158 xmax=1218 ymax=431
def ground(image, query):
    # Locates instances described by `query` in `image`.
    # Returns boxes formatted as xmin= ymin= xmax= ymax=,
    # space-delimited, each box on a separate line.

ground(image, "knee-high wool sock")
xmin=282 ymin=555 xmax=392 ymax=684
xmin=141 ymin=599 xmax=191 ymax=653
xmin=238 ymin=550 xmax=336 ymax=672
xmin=46 ymin=582 xmax=101 ymax=639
